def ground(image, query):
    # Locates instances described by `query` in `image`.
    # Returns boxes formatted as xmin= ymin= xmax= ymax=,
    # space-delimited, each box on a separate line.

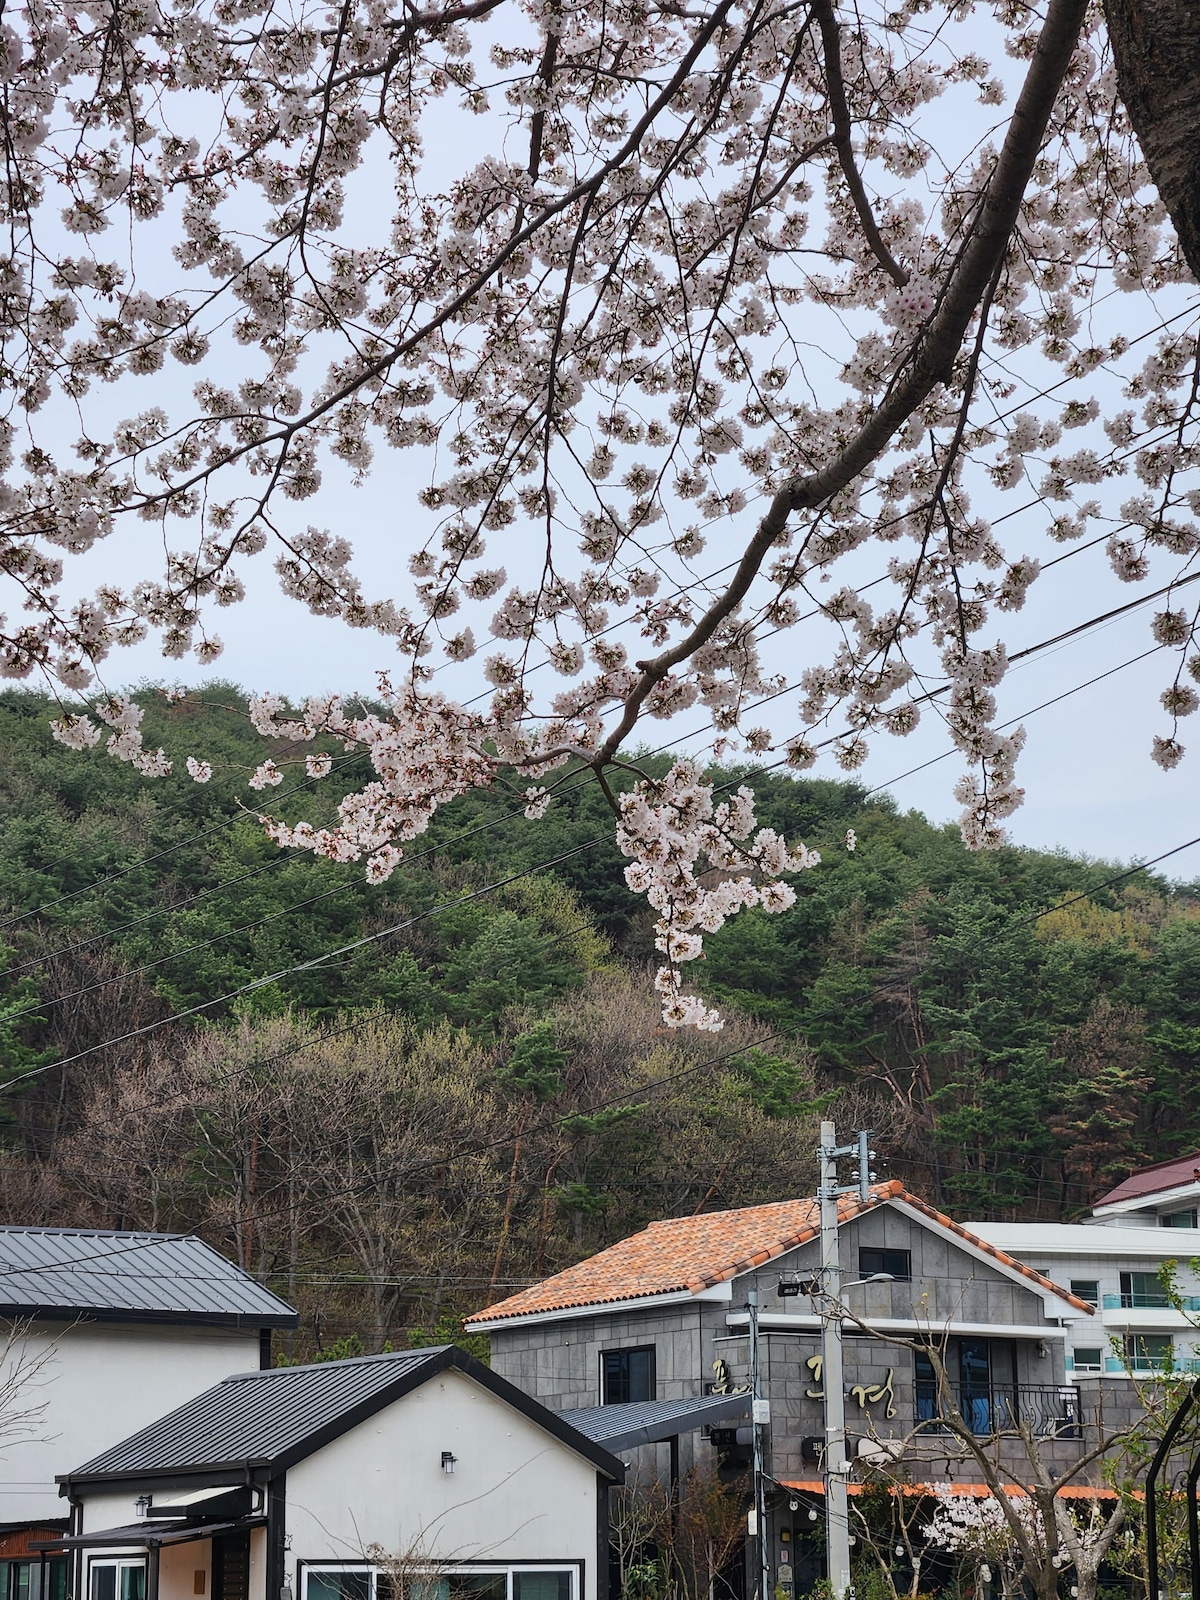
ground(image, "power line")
xmin=0 ymin=838 xmax=612 ymax=1090
xmin=5 ymin=338 xmax=1193 ymax=950
xmin=8 ymin=576 xmax=1195 ymax=1078
xmin=0 ymin=1023 xmax=791 ymax=1266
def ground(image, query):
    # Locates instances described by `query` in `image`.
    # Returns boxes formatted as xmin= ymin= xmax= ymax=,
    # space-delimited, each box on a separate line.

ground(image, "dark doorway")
xmin=211 ymin=1535 xmax=250 ymax=1600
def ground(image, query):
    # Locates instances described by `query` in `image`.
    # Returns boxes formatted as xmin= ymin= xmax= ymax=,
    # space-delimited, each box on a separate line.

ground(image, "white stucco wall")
xmin=0 ymin=1322 xmax=262 ymax=1524
xmin=284 ymin=1370 xmax=603 ymax=1600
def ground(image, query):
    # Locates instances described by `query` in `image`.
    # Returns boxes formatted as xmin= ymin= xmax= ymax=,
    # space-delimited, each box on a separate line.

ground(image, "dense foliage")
xmin=1 ymin=683 xmax=1198 ymax=1352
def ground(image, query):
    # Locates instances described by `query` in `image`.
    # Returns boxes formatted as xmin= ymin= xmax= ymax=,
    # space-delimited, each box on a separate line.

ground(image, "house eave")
xmin=468 ymin=1283 xmax=731 ymax=1332
xmin=724 ymin=1312 xmax=1070 ymax=1339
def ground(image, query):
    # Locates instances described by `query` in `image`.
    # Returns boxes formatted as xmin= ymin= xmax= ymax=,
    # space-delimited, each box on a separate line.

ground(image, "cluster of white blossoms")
xmin=616 ymin=761 xmax=820 ymax=1029
xmin=248 ymin=676 xmax=498 ymax=885
xmin=925 ymin=1485 xmax=1044 ymax=1570
xmin=3 ymin=0 xmax=1199 ymax=1026
xmin=50 ymin=695 xmax=171 ymax=776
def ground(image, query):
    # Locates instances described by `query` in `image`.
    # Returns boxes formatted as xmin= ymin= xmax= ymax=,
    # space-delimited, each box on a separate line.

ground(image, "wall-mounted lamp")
xmin=1036 ymin=1340 xmax=1050 ymax=1359
xmin=441 ymin=1452 xmax=458 ymax=1475
xmin=135 ymin=1496 xmax=151 ymax=1519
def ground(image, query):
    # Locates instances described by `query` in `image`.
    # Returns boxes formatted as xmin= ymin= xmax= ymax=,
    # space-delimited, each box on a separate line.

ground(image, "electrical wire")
xmin=6 ymin=574 xmax=1196 ymax=1084
xmin=0 ymin=1021 xmax=791 ymax=1274
xmin=5 ymin=308 xmax=1195 ymax=951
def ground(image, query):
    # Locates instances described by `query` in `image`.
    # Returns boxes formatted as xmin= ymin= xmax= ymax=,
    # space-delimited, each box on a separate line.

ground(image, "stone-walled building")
xmin=465 ymin=1181 xmax=1097 ymax=1594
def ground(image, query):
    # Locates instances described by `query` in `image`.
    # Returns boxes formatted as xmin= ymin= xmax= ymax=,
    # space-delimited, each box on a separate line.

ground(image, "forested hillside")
xmin=1 ymin=684 xmax=1198 ymax=1357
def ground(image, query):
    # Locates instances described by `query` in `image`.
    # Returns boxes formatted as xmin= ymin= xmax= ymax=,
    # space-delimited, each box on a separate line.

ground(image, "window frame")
xmin=1070 ymin=1348 xmax=1103 ymax=1374
xmin=1120 ymin=1271 xmax=1170 ymax=1309
xmin=599 ymin=1345 xmax=656 ymax=1406
xmin=1161 ymin=1209 xmax=1198 ymax=1230
xmin=1069 ymin=1280 xmax=1099 ymax=1306
xmin=858 ymin=1247 xmax=911 ymax=1283
xmin=87 ymin=1557 xmax=148 ymax=1600
xmin=299 ymin=1563 xmax=580 ymax=1600
xmin=1125 ymin=1333 xmax=1174 ymax=1373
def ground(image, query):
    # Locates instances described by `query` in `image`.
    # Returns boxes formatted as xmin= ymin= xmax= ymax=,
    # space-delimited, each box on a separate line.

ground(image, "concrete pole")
xmin=749 ymin=1288 xmax=770 ymax=1600
xmin=819 ymin=1120 xmax=852 ymax=1600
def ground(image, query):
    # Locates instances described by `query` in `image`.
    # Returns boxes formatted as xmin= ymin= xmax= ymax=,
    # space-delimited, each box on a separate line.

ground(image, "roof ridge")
xmin=223 ymin=1345 xmax=450 ymax=1382
xmin=0 ymin=1225 xmax=185 ymax=1240
xmin=892 ymin=1192 xmax=1095 ymax=1314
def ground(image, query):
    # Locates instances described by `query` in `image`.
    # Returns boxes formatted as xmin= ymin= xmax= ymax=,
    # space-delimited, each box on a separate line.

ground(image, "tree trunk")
xmin=1104 ymin=0 xmax=1200 ymax=278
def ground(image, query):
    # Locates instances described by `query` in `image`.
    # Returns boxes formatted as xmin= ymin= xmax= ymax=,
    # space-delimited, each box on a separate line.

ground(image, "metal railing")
xmin=1101 ymin=1291 xmax=1200 ymax=1310
xmin=914 ymin=1381 xmax=1081 ymax=1439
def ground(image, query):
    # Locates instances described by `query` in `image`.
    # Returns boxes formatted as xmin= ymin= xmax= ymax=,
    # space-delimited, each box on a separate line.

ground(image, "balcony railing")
xmin=1101 ymin=1355 xmax=1200 ymax=1374
xmin=1101 ymin=1292 xmax=1200 ymax=1310
xmin=915 ymin=1382 xmax=1080 ymax=1439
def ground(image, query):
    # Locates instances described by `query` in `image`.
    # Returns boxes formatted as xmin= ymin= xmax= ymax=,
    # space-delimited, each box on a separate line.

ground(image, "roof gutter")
xmin=59 ymin=1458 xmax=274 ymax=1496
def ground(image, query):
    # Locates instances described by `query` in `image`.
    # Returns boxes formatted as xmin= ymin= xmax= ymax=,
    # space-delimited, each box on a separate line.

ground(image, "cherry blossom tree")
xmin=0 ymin=0 xmax=1197 ymax=1024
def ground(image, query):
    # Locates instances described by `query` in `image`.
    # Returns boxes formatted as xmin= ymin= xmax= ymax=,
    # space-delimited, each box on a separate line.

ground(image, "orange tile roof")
xmin=465 ymin=1181 xmax=1094 ymax=1324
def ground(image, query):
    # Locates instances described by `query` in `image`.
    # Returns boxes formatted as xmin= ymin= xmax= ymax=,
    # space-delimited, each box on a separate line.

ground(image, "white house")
xmin=43 ymin=1347 xmax=623 ymax=1600
xmin=968 ymin=1152 xmax=1200 ymax=1383
xmin=0 ymin=1226 xmax=297 ymax=1591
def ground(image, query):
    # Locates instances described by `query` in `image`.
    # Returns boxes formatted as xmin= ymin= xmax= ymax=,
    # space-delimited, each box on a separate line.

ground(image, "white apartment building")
xmin=968 ymin=1152 xmax=1200 ymax=1383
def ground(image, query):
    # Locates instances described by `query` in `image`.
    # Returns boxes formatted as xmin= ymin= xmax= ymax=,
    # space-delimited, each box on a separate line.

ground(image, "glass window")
xmin=1126 ymin=1334 xmax=1173 ymax=1372
xmin=364 ymin=1571 xmax=571 ymax=1600
xmin=600 ymin=1347 xmax=655 ymax=1405
xmin=513 ymin=1577 xmax=571 ymax=1600
xmin=1120 ymin=1271 xmax=1170 ymax=1308
xmin=1070 ymin=1280 xmax=1099 ymax=1305
xmin=90 ymin=1563 xmax=146 ymax=1600
xmin=1072 ymin=1348 xmax=1103 ymax=1373
xmin=307 ymin=1573 xmax=373 ymax=1600
xmin=858 ymin=1248 xmax=911 ymax=1282
xmin=1161 ymin=1210 xmax=1198 ymax=1229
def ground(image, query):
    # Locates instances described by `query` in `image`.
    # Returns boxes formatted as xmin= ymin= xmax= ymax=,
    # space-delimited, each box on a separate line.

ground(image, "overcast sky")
xmin=19 ymin=12 xmax=1200 ymax=882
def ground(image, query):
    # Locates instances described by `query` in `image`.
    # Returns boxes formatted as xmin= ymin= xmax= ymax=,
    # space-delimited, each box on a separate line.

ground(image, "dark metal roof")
xmin=63 ymin=1347 xmax=624 ymax=1488
xmin=562 ymin=1393 xmax=751 ymax=1451
xmin=0 ymin=1227 xmax=297 ymax=1328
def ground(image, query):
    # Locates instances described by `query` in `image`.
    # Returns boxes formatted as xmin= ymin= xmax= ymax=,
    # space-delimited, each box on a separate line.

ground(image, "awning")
xmin=32 ymin=1518 xmax=265 ymax=1551
xmin=563 ymin=1393 xmax=751 ymax=1451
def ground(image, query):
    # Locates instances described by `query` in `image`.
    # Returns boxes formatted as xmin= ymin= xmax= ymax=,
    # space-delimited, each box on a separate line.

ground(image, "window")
xmin=1071 ymin=1348 xmax=1103 ymax=1373
xmin=1070 ymin=1280 xmax=1099 ymax=1306
xmin=1125 ymin=1334 xmax=1173 ymax=1372
xmin=305 ymin=1569 xmax=575 ymax=1600
xmin=1161 ymin=1210 xmax=1198 ymax=1229
xmin=0 ymin=1560 xmax=67 ymax=1600
xmin=1120 ymin=1271 xmax=1170 ymax=1309
xmin=858 ymin=1248 xmax=911 ymax=1282
xmin=307 ymin=1576 xmax=373 ymax=1600
xmin=600 ymin=1346 xmax=655 ymax=1405
xmin=89 ymin=1562 xmax=146 ymax=1600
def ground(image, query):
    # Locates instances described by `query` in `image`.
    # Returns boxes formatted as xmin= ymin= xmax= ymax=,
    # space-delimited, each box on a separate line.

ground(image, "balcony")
xmin=1102 ymin=1355 xmax=1200 ymax=1374
xmin=915 ymin=1382 xmax=1080 ymax=1439
xmin=1102 ymin=1292 xmax=1200 ymax=1310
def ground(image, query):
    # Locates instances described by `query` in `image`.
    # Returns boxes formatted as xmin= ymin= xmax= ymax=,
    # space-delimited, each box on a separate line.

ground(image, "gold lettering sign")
xmin=711 ymin=1357 xmax=752 ymax=1395
xmin=805 ymin=1354 xmax=824 ymax=1399
xmin=850 ymin=1368 xmax=897 ymax=1419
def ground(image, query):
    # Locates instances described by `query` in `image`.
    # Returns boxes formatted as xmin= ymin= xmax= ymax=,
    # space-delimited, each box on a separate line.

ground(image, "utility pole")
xmin=818 ymin=1123 xmax=874 ymax=1600
xmin=748 ymin=1288 xmax=770 ymax=1600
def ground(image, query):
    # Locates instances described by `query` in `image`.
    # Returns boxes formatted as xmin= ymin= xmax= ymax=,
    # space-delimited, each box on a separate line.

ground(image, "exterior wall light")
xmin=441 ymin=1452 xmax=458 ymax=1475
xmin=135 ymin=1497 xmax=151 ymax=1519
